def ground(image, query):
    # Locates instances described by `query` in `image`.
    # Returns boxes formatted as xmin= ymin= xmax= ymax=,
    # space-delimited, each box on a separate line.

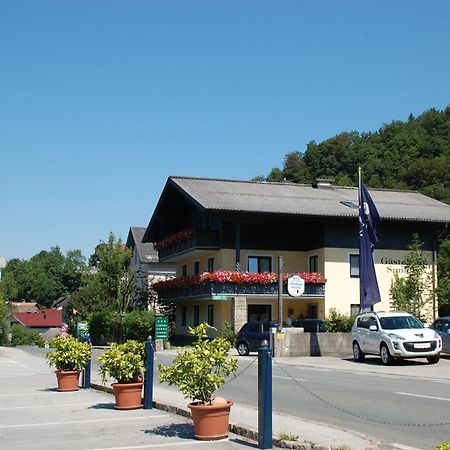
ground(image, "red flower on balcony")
xmin=153 ymin=270 xmax=325 ymax=291
xmin=153 ymin=229 xmax=193 ymax=251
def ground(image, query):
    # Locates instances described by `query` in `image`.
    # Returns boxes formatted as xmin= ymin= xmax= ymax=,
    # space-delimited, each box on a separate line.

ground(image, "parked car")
xmin=290 ymin=319 xmax=326 ymax=332
xmin=235 ymin=321 xmax=277 ymax=356
xmin=429 ymin=316 xmax=450 ymax=354
xmin=351 ymin=311 xmax=442 ymax=365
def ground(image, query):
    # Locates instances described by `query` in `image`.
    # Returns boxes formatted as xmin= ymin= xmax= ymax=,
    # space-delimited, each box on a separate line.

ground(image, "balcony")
xmin=157 ymin=230 xmax=220 ymax=260
xmin=156 ymin=280 xmax=325 ymax=301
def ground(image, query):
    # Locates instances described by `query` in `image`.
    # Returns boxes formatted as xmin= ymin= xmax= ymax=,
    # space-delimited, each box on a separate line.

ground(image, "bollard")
xmin=258 ymin=340 xmax=272 ymax=449
xmin=143 ymin=336 xmax=154 ymax=409
xmin=83 ymin=359 xmax=91 ymax=389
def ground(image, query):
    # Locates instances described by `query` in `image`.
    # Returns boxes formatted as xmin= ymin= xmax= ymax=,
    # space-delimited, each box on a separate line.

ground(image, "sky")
xmin=1 ymin=1 xmax=449 ymax=262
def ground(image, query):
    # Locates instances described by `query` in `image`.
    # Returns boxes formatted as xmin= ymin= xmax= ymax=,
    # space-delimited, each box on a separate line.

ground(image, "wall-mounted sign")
xmin=212 ymin=294 xmax=227 ymax=301
xmin=287 ymin=275 xmax=305 ymax=297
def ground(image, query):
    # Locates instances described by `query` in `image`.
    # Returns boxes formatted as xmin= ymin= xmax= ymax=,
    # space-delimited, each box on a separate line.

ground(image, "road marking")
xmin=395 ymin=392 xmax=450 ymax=402
xmin=272 ymin=374 xmax=308 ymax=382
xmin=0 ymin=415 xmax=170 ymax=429
xmin=0 ymin=391 xmax=64 ymax=397
xmin=88 ymin=441 xmax=226 ymax=449
xmin=0 ymin=402 xmax=95 ymax=410
xmin=250 ymin=371 xmax=307 ymax=382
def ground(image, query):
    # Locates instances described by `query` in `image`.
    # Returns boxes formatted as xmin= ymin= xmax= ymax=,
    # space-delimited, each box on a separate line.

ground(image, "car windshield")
xmin=379 ymin=315 xmax=424 ymax=330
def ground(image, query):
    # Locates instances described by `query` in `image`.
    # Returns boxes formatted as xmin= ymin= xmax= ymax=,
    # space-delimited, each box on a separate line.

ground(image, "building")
xmin=10 ymin=309 xmax=63 ymax=335
xmin=143 ymin=176 xmax=450 ymax=337
xmin=126 ymin=227 xmax=176 ymax=310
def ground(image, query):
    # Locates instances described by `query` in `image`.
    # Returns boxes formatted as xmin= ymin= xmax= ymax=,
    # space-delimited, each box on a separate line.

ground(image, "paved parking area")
xmin=0 ymin=347 xmax=257 ymax=450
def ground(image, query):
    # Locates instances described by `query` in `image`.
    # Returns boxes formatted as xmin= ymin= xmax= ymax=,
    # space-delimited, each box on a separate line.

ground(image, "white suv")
xmin=351 ymin=311 xmax=442 ymax=365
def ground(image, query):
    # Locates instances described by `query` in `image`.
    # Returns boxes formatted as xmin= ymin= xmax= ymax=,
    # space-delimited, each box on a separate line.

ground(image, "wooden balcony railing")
xmin=157 ymin=230 xmax=220 ymax=260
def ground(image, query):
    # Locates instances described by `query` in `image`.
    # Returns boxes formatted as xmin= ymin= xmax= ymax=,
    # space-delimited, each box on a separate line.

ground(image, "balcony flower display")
xmin=154 ymin=229 xmax=193 ymax=251
xmin=153 ymin=270 xmax=325 ymax=291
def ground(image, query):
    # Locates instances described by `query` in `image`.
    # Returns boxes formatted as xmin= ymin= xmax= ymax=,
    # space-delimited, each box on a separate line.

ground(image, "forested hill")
xmin=256 ymin=107 xmax=450 ymax=205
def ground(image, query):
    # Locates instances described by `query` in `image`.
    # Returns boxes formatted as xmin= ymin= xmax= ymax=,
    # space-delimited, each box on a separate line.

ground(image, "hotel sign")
xmin=287 ymin=275 xmax=305 ymax=297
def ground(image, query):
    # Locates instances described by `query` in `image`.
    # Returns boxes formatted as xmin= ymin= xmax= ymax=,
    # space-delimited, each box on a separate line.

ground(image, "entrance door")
xmin=248 ymin=305 xmax=271 ymax=322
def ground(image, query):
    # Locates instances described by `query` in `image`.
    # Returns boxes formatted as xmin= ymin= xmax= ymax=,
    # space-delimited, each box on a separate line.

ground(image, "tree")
xmin=390 ymin=234 xmax=433 ymax=321
xmin=0 ymin=292 xmax=10 ymax=345
xmin=437 ymin=238 xmax=450 ymax=315
xmin=0 ymin=248 xmax=86 ymax=306
xmin=90 ymin=233 xmax=134 ymax=315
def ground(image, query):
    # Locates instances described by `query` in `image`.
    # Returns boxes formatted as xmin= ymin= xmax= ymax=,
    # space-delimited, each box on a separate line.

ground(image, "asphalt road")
xmin=153 ymin=350 xmax=450 ymax=450
xmin=27 ymin=346 xmax=450 ymax=449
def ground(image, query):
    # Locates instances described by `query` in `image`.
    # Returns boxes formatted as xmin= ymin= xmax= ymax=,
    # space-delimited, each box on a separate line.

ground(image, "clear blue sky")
xmin=1 ymin=1 xmax=449 ymax=261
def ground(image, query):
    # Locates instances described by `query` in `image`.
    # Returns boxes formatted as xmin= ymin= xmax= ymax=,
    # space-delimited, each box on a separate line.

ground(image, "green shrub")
xmin=159 ymin=323 xmax=238 ymax=405
xmin=88 ymin=311 xmax=121 ymax=345
xmin=122 ymin=310 xmax=155 ymax=341
xmin=436 ymin=442 xmax=450 ymax=450
xmin=10 ymin=324 xmax=45 ymax=347
xmin=98 ymin=340 xmax=146 ymax=384
xmin=220 ymin=320 xmax=236 ymax=345
xmin=47 ymin=334 xmax=91 ymax=371
xmin=323 ymin=308 xmax=355 ymax=332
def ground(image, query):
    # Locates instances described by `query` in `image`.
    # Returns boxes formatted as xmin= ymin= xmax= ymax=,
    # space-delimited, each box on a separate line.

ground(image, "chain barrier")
xmin=271 ymin=357 xmax=450 ymax=428
xmin=224 ymin=355 xmax=258 ymax=385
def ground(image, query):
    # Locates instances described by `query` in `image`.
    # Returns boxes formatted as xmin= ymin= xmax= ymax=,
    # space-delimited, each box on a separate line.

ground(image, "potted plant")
xmin=47 ymin=334 xmax=91 ymax=392
xmin=98 ymin=340 xmax=146 ymax=410
xmin=158 ymin=323 xmax=238 ymax=440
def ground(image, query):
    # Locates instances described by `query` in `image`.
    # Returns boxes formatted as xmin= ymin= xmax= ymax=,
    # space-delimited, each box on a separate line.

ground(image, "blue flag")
xmin=359 ymin=182 xmax=381 ymax=310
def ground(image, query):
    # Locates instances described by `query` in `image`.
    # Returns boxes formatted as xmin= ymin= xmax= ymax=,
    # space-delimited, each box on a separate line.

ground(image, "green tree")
xmin=438 ymin=238 xmax=450 ymax=314
xmin=90 ymin=233 xmax=134 ymax=315
xmin=0 ymin=292 xmax=11 ymax=345
xmin=0 ymin=248 xmax=86 ymax=307
xmin=390 ymin=234 xmax=433 ymax=320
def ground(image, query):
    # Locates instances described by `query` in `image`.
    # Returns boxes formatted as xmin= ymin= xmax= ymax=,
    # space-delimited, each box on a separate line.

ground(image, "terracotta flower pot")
xmin=188 ymin=400 xmax=233 ymax=440
xmin=56 ymin=370 xmax=80 ymax=392
xmin=112 ymin=382 xmax=143 ymax=410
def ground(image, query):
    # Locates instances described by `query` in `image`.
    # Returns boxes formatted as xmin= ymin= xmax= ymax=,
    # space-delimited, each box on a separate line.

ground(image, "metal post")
xmin=143 ymin=336 xmax=154 ymax=409
xmin=278 ymin=256 xmax=283 ymax=329
xmin=83 ymin=359 xmax=91 ymax=389
xmin=258 ymin=341 xmax=272 ymax=449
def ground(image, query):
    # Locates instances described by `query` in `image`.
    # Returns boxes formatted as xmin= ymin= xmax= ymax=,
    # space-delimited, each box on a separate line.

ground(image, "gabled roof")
xmin=126 ymin=227 xmax=159 ymax=263
xmin=11 ymin=309 xmax=62 ymax=328
xmin=161 ymin=176 xmax=450 ymax=223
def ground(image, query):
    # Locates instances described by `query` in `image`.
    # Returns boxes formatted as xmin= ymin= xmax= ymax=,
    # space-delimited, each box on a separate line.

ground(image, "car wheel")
xmin=427 ymin=354 xmax=440 ymax=364
xmin=352 ymin=342 xmax=365 ymax=361
xmin=380 ymin=343 xmax=394 ymax=365
xmin=236 ymin=342 xmax=250 ymax=356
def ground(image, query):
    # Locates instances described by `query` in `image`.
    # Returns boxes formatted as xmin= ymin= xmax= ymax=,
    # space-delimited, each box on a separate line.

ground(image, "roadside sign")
xmin=155 ymin=316 xmax=169 ymax=341
xmin=287 ymin=275 xmax=305 ymax=297
xmin=212 ymin=294 xmax=227 ymax=301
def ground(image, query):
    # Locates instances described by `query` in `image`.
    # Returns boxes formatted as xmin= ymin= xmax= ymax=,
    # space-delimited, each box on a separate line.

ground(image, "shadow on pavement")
xmin=144 ymin=423 xmax=194 ymax=439
xmin=89 ymin=402 xmax=116 ymax=409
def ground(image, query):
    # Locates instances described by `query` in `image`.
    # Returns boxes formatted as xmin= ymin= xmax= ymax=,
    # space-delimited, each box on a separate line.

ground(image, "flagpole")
xmin=358 ymin=167 xmax=362 ymax=312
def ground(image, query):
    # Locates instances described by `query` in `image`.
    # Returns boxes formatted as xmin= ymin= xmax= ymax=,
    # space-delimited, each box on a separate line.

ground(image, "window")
xmin=309 ymin=255 xmax=318 ymax=272
xmin=207 ymin=304 xmax=214 ymax=326
xmin=193 ymin=305 xmax=200 ymax=326
xmin=208 ymin=257 xmax=214 ymax=273
xmin=181 ymin=305 xmax=187 ymax=326
xmin=248 ymin=256 xmax=272 ymax=273
xmin=194 ymin=261 xmax=200 ymax=275
xmin=182 ymin=265 xmax=187 ymax=277
xmin=349 ymin=254 xmax=359 ymax=278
